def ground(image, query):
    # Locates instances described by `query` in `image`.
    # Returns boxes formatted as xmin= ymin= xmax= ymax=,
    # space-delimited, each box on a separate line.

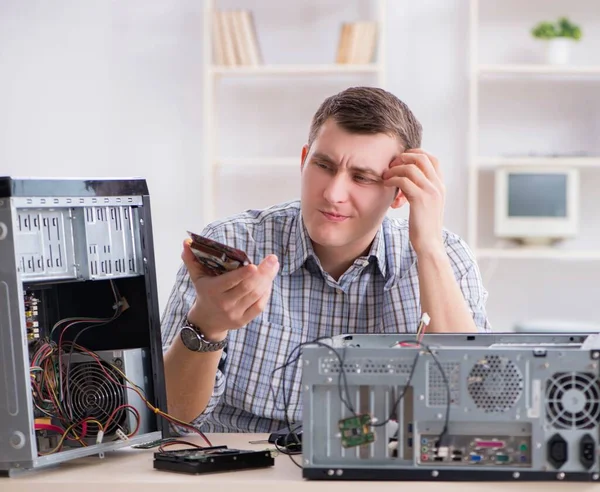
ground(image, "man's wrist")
xmin=414 ymin=242 xmax=447 ymax=262
xmin=200 ymin=328 xmax=228 ymax=343
xmin=186 ymin=309 xmax=229 ymax=343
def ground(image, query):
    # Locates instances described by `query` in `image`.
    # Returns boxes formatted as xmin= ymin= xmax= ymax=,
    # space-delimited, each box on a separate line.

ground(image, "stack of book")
xmin=212 ymin=10 xmax=262 ymax=67
xmin=336 ymin=21 xmax=378 ymax=64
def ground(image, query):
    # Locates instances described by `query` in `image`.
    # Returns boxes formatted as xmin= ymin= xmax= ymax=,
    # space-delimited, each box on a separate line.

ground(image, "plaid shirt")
xmin=161 ymin=200 xmax=491 ymax=433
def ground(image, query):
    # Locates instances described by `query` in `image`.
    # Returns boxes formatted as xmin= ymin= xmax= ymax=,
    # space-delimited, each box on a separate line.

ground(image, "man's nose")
xmin=323 ymin=173 xmax=349 ymax=203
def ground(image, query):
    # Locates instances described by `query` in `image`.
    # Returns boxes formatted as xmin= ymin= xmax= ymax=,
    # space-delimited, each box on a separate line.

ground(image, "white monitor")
xmin=494 ymin=166 xmax=579 ymax=245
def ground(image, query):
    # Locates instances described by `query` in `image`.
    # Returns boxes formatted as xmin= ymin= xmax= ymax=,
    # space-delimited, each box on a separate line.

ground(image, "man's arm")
xmin=383 ymin=148 xmax=490 ymax=333
xmin=161 ymin=264 xmax=227 ymax=424
xmin=161 ymin=230 xmax=280 ymax=426
xmin=163 ymin=327 xmax=225 ymax=423
xmin=416 ymin=238 xmax=488 ymax=333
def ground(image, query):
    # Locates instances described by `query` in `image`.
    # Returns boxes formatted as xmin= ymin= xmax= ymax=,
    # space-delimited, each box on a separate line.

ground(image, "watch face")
xmin=180 ymin=326 xmax=201 ymax=352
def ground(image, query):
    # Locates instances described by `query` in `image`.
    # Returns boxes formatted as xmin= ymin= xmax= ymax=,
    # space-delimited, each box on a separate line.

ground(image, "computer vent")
xmin=546 ymin=372 xmax=600 ymax=430
xmin=320 ymin=358 xmax=414 ymax=375
xmin=467 ymin=355 xmax=523 ymax=413
xmin=65 ymin=359 xmax=127 ymax=438
xmin=427 ymin=361 xmax=460 ymax=406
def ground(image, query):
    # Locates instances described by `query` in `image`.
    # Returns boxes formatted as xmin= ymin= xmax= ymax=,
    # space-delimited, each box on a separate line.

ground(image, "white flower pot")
xmin=546 ymin=38 xmax=572 ymax=65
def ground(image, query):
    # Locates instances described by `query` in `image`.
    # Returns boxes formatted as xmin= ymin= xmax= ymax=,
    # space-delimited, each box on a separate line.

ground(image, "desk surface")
xmin=3 ymin=433 xmax=598 ymax=492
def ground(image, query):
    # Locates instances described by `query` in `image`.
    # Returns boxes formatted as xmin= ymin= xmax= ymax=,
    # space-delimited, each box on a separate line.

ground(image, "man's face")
xmin=300 ymin=119 xmax=405 ymax=257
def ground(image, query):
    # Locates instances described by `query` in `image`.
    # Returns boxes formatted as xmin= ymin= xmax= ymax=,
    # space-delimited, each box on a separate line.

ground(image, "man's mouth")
xmin=320 ymin=210 xmax=349 ymax=222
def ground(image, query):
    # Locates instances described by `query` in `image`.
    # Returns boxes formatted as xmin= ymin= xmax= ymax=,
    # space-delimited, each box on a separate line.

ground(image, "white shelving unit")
xmin=467 ymin=0 xmax=600 ymax=261
xmin=202 ymin=0 xmax=387 ymax=225
xmin=478 ymin=64 xmax=600 ymax=75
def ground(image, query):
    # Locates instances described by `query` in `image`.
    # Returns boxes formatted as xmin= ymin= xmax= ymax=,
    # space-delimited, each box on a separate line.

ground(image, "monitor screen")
xmin=507 ymin=173 xmax=567 ymax=218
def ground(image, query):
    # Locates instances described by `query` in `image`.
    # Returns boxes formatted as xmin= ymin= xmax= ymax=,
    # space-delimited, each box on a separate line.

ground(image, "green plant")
xmin=532 ymin=17 xmax=582 ymax=41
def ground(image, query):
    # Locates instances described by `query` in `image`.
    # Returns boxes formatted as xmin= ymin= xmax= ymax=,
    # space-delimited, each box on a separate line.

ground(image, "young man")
xmin=161 ymin=87 xmax=491 ymax=433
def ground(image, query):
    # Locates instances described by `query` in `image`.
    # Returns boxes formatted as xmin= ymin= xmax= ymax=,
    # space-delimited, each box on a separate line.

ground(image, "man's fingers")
xmin=242 ymin=288 xmax=272 ymax=322
xmin=257 ymin=255 xmax=279 ymax=279
xmin=223 ymin=255 xmax=279 ymax=302
xmin=384 ymin=163 xmax=430 ymax=190
xmin=394 ymin=153 xmax=440 ymax=185
xmin=384 ymin=175 xmax=421 ymax=200
xmin=235 ymin=279 xmax=272 ymax=314
xmin=405 ymin=148 xmax=443 ymax=181
xmin=181 ymin=239 xmax=216 ymax=279
xmin=218 ymin=264 xmax=258 ymax=292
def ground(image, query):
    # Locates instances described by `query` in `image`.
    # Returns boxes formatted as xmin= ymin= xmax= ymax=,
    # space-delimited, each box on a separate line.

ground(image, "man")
xmin=161 ymin=87 xmax=491 ymax=433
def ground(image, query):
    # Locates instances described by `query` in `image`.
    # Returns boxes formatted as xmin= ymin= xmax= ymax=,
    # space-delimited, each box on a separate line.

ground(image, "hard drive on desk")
xmin=153 ymin=446 xmax=275 ymax=475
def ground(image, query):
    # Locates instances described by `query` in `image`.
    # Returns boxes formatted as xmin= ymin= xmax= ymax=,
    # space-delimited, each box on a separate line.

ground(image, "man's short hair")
xmin=307 ymin=86 xmax=422 ymax=151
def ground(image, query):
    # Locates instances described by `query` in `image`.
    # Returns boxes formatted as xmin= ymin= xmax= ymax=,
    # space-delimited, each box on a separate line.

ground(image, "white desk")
xmin=2 ymin=433 xmax=597 ymax=492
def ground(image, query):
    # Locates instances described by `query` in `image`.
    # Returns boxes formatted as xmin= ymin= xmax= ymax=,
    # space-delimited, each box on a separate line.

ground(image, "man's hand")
xmin=180 ymin=239 xmax=279 ymax=341
xmin=383 ymin=149 xmax=446 ymax=256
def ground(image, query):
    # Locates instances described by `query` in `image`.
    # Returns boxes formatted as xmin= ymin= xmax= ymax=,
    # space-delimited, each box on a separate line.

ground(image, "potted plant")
xmin=531 ymin=17 xmax=582 ymax=65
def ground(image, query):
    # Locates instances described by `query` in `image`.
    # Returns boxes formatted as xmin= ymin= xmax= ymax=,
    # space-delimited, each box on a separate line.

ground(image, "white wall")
xmin=1 ymin=0 xmax=599 ymax=331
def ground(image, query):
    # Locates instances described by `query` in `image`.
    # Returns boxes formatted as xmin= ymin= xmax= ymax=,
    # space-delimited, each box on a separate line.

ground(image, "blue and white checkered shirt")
xmin=161 ymin=200 xmax=491 ymax=433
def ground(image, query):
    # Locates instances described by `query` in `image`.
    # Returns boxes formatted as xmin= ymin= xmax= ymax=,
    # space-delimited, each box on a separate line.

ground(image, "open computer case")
xmin=0 ymin=177 xmax=168 ymax=476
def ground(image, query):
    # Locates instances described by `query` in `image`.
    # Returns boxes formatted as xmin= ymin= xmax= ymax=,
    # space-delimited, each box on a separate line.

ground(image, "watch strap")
xmin=183 ymin=318 xmax=228 ymax=352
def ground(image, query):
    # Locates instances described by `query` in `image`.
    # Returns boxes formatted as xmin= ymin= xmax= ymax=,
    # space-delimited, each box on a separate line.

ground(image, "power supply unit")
xmin=300 ymin=332 xmax=600 ymax=482
xmin=0 ymin=177 xmax=168 ymax=476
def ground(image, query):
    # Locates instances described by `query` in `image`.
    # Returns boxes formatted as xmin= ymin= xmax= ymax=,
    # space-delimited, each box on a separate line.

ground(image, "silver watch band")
xmin=182 ymin=318 xmax=228 ymax=352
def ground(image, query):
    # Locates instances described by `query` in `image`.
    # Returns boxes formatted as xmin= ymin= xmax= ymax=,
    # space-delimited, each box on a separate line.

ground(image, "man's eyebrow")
xmin=311 ymin=152 xmax=382 ymax=178
xmin=311 ymin=152 xmax=338 ymax=165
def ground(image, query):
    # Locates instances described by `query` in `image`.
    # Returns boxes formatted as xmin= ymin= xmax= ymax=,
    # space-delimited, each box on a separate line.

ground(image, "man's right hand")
xmin=180 ymin=239 xmax=279 ymax=341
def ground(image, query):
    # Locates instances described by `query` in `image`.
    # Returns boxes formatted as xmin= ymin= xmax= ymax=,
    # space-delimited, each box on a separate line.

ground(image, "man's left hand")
xmin=382 ymin=149 xmax=446 ymax=256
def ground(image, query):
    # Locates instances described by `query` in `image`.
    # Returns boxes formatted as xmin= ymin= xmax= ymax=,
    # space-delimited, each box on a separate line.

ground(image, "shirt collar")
xmin=282 ymin=209 xmax=391 ymax=280
xmin=367 ymin=224 xmax=387 ymax=278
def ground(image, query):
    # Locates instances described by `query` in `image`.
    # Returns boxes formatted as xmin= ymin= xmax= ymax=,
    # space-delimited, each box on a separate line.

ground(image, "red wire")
xmin=47 ymin=341 xmax=214 ymax=449
xmin=34 ymin=423 xmax=64 ymax=434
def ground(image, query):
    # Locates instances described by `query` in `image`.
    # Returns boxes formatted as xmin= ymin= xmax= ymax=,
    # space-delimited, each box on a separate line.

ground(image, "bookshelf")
xmin=210 ymin=64 xmax=382 ymax=76
xmin=202 ymin=0 xmax=387 ymax=225
xmin=467 ymin=0 xmax=600 ymax=261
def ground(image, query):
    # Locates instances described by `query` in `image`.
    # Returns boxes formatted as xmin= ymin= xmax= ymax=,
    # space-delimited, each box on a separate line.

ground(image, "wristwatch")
xmin=180 ymin=319 xmax=228 ymax=352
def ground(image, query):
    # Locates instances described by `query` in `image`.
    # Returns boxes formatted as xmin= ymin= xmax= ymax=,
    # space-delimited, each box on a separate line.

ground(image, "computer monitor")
xmin=494 ymin=166 xmax=579 ymax=245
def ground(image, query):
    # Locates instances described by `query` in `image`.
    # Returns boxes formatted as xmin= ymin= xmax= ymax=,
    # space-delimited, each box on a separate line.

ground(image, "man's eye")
xmin=315 ymin=162 xmax=331 ymax=170
xmin=354 ymin=175 xmax=373 ymax=183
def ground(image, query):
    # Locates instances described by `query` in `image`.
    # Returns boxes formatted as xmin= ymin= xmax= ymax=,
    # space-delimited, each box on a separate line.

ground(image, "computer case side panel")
xmin=0 ymin=200 xmax=37 ymax=466
xmin=138 ymin=194 xmax=169 ymax=437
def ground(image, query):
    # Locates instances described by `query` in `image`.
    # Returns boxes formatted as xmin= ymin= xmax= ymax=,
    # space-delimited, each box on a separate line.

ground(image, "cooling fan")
xmin=545 ymin=372 xmax=600 ymax=430
xmin=467 ymin=354 xmax=524 ymax=413
xmin=63 ymin=358 xmax=127 ymax=439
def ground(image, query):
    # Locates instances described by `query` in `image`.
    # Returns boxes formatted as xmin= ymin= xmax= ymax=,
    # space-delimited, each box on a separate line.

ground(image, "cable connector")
xmin=112 ymin=296 xmax=130 ymax=312
xmin=116 ymin=429 xmax=129 ymax=441
xmin=420 ymin=312 xmax=431 ymax=326
xmin=96 ymin=430 xmax=104 ymax=445
xmin=436 ymin=446 xmax=449 ymax=458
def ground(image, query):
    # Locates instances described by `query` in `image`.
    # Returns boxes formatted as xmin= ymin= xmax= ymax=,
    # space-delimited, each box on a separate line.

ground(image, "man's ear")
xmin=390 ymin=188 xmax=407 ymax=209
xmin=301 ymin=144 xmax=309 ymax=171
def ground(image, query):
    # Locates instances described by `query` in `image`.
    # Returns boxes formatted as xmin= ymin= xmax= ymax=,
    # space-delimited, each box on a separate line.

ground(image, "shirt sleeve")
xmin=444 ymin=232 xmax=492 ymax=333
xmin=160 ymin=225 xmax=228 ymax=430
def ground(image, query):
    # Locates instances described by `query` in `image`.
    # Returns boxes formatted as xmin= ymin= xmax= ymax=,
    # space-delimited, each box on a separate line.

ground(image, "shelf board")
xmin=216 ymin=157 xmax=299 ymax=168
xmin=210 ymin=64 xmax=382 ymax=76
xmin=478 ymin=64 xmax=600 ymax=76
xmin=477 ymin=156 xmax=600 ymax=168
xmin=476 ymin=248 xmax=600 ymax=260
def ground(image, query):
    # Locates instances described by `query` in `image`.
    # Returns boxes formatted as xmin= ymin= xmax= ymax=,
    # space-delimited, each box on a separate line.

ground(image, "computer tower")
xmin=301 ymin=333 xmax=600 ymax=482
xmin=0 ymin=177 xmax=168 ymax=476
